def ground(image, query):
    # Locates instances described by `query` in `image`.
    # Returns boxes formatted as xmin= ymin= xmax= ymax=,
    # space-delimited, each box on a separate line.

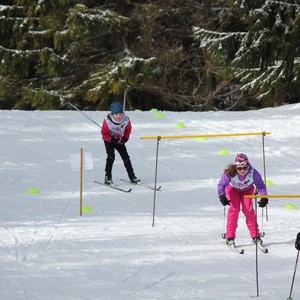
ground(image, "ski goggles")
xmin=236 ymin=166 xmax=249 ymax=171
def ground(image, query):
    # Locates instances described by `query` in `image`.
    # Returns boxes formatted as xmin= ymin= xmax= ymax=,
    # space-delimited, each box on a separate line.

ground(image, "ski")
xmin=94 ymin=181 xmax=132 ymax=193
xmin=254 ymin=242 xmax=269 ymax=253
xmin=120 ymin=179 xmax=162 ymax=191
xmin=227 ymin=243 xmax=244 ymax=254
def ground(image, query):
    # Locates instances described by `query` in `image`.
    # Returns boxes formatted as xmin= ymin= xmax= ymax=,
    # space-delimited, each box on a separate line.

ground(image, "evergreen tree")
xmin=4 ymin=1 xmax=290 ymax=111
xmin=0 ymin=1 xmax=156 ymax=110
xmin=193 ymin=0 xmax=300 ymax=108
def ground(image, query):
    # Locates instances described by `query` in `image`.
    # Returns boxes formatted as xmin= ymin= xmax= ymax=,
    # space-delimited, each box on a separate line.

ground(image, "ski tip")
xmin=94 ymin=180 xmax=132 ymax=192
xmin=227 ymin=244 xmax=244 ymax=254
xmin=256 ymin=243 xmax=269 ymax=253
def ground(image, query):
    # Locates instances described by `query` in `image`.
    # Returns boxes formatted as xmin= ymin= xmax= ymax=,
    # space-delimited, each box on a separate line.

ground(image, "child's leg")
xmin=104 ymin=141 xmax=115 ymax=178
xmin=225 ymin=186 xmax=241 ymax=239
xmin=241 ymin=188 xmax=260 ymax=238
xmin=115 ymin=144 xmax=135 ymax=179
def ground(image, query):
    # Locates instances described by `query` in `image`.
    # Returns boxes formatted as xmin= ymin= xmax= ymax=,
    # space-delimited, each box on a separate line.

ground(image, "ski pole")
xmin=222 ymin=206 xmax=227 ymax=239
xmin=253 ymin=188 xmax=265 ymax=237
xmin=287 ymin=250 xmax=299 ymax=300
xmin=123 ymin=85 xmax=130 ymax=111
xmin=67 ymin=102 xmax=102 ymax=128
xmin=260 ymin=208 xmax=265 ymax=237
xmin=254 ymin=196 xmax=260 ymax=297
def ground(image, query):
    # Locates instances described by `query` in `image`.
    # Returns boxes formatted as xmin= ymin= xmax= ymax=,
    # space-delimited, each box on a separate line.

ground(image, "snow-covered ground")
xmin=1 ymin=104 xmax=300 ymax=300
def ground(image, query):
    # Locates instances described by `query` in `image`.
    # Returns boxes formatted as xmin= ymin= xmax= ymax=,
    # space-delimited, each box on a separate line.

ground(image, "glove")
xmin=219 ymin=194 xmax=230 ymax=206
xmin=120 ymin=137 xmax=128 ymax=144
xmin=258 ymin=198 xmax=268 ymax=208
xmin=295 ymin=232 xmax=300 ymax=251
xmin=110 ymin=137 xmax=120 ymax=144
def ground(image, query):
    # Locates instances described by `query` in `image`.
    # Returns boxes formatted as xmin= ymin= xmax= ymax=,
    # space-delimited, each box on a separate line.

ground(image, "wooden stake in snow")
xmin=70 ymin=149 xmax=94 ymax=216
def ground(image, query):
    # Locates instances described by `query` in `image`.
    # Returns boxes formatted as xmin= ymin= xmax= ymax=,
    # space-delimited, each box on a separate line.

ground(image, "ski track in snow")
xmin=1 ymin=107 xmax=300 ymax=299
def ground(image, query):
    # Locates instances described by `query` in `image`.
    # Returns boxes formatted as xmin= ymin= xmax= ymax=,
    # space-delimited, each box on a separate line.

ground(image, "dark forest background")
xmin=1 ymin=0 xmax=300 ymax=111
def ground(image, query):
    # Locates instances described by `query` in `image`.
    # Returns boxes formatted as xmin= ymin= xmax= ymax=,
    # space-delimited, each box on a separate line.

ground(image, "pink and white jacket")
xmin=101 ymin=113 xmax=132 ymax=143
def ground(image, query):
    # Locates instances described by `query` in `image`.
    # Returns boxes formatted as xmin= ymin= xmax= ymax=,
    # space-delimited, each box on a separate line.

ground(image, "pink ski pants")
xmin=225 ymin=185 xmax=260 ymax=239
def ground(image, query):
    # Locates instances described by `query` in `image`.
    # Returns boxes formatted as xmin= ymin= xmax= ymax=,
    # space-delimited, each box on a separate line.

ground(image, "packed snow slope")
xmin=1 ymin=104 xmax=300 ymax=300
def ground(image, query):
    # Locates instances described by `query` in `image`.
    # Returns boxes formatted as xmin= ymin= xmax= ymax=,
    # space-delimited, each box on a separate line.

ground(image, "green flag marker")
xmin=175 ymin=122 xmax=186 ymax=128
xmin=218 ymin=149 xmax=229 ymax=155
xmin=134 ymin=109 xmax=142 ymax=112
xmin=82 ymin=205 xmax=93 ymax=212
xmin=150 ymin=108 xmax=158 ymax=112
xmin=26 ymin=187 xmax=40 ymax=194
xmin=155 ymin=112 xmax=165 ymax=118
xmin=284 ymin=203 xmax=298 ymax=210
xmin=265 ymin=179 xmax=274 ymax=186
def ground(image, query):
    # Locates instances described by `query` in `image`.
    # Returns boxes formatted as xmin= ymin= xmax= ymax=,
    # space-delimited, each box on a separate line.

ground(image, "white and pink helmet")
xmin=235 ymin=153 xmax=249 ymax=165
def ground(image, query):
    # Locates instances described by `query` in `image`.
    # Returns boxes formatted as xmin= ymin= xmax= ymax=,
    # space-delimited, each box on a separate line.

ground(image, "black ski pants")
xmin=104 ymin=141 xmax=135 ymax=179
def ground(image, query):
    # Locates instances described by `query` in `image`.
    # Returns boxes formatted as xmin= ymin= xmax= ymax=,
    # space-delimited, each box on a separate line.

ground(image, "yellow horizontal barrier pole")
xmin=140 ymin=131 xmax=271 ymax=140
xmin=245 ymin=194 xmax=300 ymax=199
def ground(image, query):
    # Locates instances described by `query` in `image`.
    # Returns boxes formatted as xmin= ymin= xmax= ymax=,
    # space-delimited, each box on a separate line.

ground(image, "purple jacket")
xmin=217 ymin=165 xmax=268 ymax=196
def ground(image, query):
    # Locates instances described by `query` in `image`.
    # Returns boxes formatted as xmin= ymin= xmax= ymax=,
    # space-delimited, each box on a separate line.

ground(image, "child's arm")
xmin=123 ymin=119 xmax=132 ymax=139
xmin=101 ymin=120 xmax=113 ymax=142
xmin=253 ymin=169 xmax=268 ymax=195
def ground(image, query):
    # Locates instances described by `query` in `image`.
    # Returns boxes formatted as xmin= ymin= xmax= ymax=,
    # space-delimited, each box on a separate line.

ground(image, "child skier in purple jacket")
xmin=217 ymin=153 xmax=268 ymax=246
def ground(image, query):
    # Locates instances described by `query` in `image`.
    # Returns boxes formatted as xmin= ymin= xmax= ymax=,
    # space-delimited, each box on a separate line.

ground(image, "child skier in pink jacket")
xmin=101 ymin=102 xmax=140 ymax=186
xmin=217 ymin=153 xmax=268 ymax=246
